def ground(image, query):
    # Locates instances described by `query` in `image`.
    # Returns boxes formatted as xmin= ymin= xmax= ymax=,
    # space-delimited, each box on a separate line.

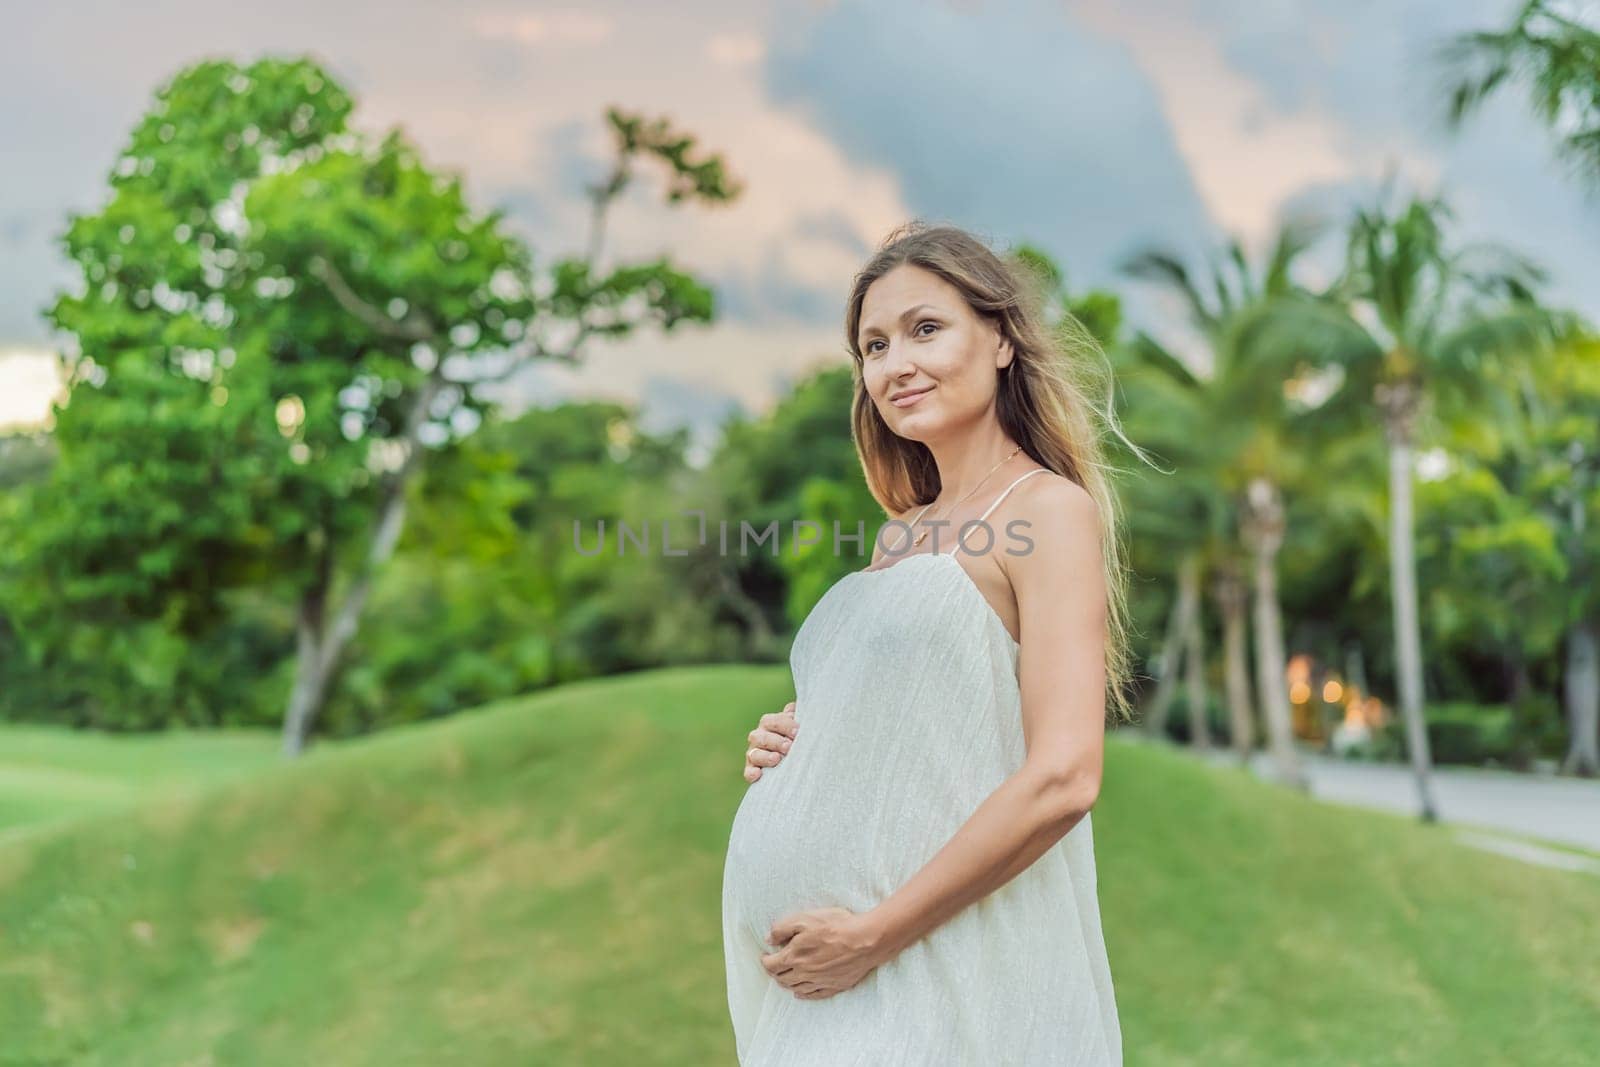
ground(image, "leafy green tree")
xmin=1243 ymin=186 xmax=1572 ymax=815
xmin=313 ymin=400 xmax=723 ymax=734
xmin=1438 ymin=1 xmax=1600 ymax=187
xmin=1437 ymin=3 xmax=1600 ymax=774
xmin=8 ymin=56 xmax=737 ymax=755
xmin=1534 ymin=335 xmax=1600 ymax=773
xmin=1429 ymin=331 xmax=1600 ymax=774
xmin=0 ymin=431 xmax=59 ymax=719
xmin=710 ymin=363 xmax=871 ymax=653
xmin=1118 ymin=217 xmax=1329 ymax=785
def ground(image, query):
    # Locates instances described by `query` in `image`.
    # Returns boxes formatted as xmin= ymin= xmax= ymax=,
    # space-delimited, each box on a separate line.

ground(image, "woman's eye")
xmin=864 ymin=324 xmax=934 ymax=355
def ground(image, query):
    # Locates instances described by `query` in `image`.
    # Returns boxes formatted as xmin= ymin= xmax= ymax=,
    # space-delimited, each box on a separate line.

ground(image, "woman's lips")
xmin=889 ymin=386 xmax=934 ymax=408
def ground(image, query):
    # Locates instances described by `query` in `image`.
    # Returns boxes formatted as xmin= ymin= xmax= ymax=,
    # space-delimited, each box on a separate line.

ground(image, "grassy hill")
xmin=1 ymin=665 xmax=1596 ymax=1065
xmin=0 ymin=725 xmax=281 ymax=845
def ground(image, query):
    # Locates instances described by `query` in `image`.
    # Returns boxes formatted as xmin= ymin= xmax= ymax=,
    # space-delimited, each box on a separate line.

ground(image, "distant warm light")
xmin=1304 ymin=656 xmax=1393 ymax=750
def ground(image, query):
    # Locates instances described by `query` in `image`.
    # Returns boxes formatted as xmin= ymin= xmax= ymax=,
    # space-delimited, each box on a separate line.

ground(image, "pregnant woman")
xmin=720 ymin=221 xmax=1139 ymax=1065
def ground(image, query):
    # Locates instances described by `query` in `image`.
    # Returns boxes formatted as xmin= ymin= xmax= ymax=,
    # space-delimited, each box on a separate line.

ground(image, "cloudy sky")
xmin=3 ymin=0 xmax=1597 ymax=450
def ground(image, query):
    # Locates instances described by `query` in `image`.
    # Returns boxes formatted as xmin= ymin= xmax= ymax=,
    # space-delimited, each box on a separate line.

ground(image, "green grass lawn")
xmin=0 ymin=725 xmax=285 ymax=846
xmin=1 ymin=665 xmax=1596 ymax=1065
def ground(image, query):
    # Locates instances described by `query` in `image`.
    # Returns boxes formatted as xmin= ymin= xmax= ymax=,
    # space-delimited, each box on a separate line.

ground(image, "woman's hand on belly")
xmin=760 ymin=906 xmax=887 ymax=1000
xmin=743 ymin=700 xmax=798 ymax=783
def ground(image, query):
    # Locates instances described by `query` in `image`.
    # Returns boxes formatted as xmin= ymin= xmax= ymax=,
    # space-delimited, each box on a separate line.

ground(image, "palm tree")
xmin=1241 ymin=185 xmax=1565 ymax=819
xmin=1437 ymin=2 xmax=1600 ymax=777
xmin=1474 ymin=332 xmax=1600 ymax=775
xmin=1436 ymin=1 xmax=1600 ymax=187
xmin=1119 ymin=216 xmax=1329 ymax=788
xmin=1543 ymin=334 xmax=1600 ymax=774
xmin=1112 ymin=340 xmax=1234 ymax=756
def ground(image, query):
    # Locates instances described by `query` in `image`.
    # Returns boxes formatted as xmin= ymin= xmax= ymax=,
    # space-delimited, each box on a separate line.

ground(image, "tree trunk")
xmin=716 ymin=566 xmax=776 ymax=654
xmin=1144 ymin=551 xmax=1202 ymax=740
xmin=1213 ymin=562 xmax=1255 ymax=765
xmin=1184 ymin=576 xmax=1212 ymax=750
xmin=1377 ymin=380 xmax=1439 ymax=821
xmin=1560 ymin=620 xmax=1599 ymax=776
xmin=1243 ymin=477 xmax=1305 ymax=790
xmin=280 ymin=374 xmax=440 ymax=758
xmin=283 ymin=585 xmax=332 ymax=758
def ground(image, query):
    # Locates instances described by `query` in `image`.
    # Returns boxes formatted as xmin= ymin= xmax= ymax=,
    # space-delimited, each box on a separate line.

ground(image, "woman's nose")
xmin=881 ymin=341 xmax=916 ymax=375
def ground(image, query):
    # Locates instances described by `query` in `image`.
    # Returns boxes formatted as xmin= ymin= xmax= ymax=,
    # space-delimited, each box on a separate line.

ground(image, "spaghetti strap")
xmin=951 ymin=466 xmax=1051 ymax=559
xmin=977 ymin=467 xmax=1050 ymax=523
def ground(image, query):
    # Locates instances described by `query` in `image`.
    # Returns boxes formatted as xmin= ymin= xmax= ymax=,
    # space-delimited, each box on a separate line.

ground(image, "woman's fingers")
xmin=744 ymin=701 xmax=800 ymax=781
xmin=746 ymin=744 xmax=785 ymax=767
xmin=747 ymin=727 xmax=793 ymax=755
xmin=758 ymin=702 xmax=799 ymax=738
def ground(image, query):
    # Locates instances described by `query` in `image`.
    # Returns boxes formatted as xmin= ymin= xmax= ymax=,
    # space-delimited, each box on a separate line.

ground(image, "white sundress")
xmin=720 ymin=467 xmax=1121 ymax=1065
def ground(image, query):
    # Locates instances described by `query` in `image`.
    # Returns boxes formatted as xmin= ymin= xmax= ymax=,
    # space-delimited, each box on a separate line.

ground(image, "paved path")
xmin=1152 ymin=738 xmax=1600 ymax=871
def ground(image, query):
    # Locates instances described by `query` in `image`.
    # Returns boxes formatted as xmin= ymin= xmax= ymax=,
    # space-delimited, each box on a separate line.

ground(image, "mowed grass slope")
xmin=0 ymin=726 xmax=282 ymax=845
xmin=1 ymin=665 xmax=1596 ymax=1066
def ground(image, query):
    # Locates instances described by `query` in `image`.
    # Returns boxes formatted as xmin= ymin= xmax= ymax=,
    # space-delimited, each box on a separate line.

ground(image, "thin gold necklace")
xmin=909 ymin=445 xmax=1024 ymax=548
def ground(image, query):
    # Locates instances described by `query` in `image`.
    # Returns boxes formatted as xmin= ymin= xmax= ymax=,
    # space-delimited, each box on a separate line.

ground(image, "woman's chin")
xmin=889 ymin=410 xmax=946 ymax=438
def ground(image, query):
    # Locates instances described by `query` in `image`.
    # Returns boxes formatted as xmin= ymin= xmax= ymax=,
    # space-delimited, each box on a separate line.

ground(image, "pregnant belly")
xmin=722 ymin=729 xmax=994 ymax=949
xmin=723 ymin=749 xmax=897 ymax=947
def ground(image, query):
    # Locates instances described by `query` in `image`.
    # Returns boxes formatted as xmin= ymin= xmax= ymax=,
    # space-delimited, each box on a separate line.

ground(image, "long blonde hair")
xmin=844 ymin=220 xmax=1141 ymax=727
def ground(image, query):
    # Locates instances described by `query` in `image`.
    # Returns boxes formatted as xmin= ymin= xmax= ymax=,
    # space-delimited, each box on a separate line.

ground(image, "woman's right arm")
xmin=744 ymin=701 xmax=798 ymax=782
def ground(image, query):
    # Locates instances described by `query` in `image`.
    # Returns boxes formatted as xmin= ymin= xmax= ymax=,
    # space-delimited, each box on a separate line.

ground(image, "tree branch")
xmin=308 ymin=255 xmax=438 ymax=343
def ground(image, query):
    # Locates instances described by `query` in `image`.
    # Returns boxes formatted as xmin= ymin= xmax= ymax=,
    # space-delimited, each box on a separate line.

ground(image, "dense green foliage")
xmin=0 ymin=57 xmax=723 ymax=740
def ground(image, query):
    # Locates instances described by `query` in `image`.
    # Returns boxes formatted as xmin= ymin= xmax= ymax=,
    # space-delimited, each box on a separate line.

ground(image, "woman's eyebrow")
xmin=859 ymin=303 xmax=938 ymax=343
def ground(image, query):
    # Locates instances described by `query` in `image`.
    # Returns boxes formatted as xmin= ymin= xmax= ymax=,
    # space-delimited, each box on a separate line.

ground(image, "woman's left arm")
xmin=762 ymin=479 xmax=1108 ymax=995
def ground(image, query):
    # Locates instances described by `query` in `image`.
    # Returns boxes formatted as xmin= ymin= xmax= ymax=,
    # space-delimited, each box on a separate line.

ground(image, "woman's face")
xmin=857 ymin=264 xmax=1010 ymax=441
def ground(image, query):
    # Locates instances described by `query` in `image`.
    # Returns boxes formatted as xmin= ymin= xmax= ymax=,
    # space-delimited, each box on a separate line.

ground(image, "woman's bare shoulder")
xmin=999 ymin=471 xmax=1100 ymax=573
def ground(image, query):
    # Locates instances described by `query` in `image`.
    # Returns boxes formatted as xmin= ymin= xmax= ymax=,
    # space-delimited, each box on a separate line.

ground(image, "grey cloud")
xmin=712 ymin=245 xmax=846 ymax=326
xmin=762 ymin=0 xmax=1221 ymax=325
xmin=1191 ymin=0 xmax=1513 ymax=140
xmin=712 ymin=210 xmax=868 ymax=328
xmin=1192 ymin=0 xmax=1600 ymax=320
xmin=790 ymin=208 xmax=872 ymax=261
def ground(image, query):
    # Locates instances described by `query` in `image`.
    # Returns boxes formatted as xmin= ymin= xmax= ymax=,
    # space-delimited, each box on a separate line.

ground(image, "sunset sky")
xmin=3 ymin=0 xmax=1596 ymax=449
